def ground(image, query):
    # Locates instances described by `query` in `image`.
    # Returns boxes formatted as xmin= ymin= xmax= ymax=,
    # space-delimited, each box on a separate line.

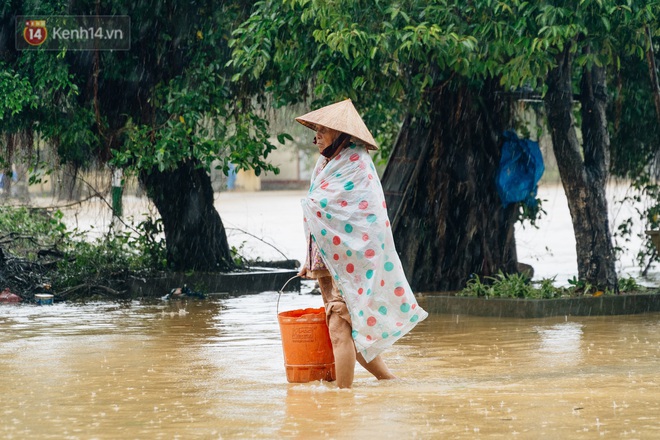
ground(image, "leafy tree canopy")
xmin=230 ymin=0 xmax=658 ymax=165
xmin=1 ymin=0 xmax=282 ymax=179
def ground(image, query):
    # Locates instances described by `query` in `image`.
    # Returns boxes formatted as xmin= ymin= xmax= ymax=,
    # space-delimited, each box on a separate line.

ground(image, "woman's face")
xmin=315 ymin=126 xmax=340 ymax=153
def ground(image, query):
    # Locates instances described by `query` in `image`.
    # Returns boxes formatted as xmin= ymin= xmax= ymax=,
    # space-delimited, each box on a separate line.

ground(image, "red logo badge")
xmin=23 ymin=20 xmax=48 ymax=46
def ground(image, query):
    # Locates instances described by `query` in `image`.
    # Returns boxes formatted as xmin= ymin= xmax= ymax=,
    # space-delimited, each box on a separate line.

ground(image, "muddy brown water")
xmin=1 ymin=291 xmax=659 ymax=439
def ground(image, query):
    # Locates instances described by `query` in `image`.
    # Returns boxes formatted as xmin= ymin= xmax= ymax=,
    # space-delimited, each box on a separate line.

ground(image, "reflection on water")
xmin=535 ymin=321 xmax=584 ymax=366
xmin=1 ymin=293 xmax=660 ymax=439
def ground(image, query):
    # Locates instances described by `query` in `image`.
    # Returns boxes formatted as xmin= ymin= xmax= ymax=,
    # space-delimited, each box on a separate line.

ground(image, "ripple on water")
xmin=1 ymin=296 xmax=660 ymax=439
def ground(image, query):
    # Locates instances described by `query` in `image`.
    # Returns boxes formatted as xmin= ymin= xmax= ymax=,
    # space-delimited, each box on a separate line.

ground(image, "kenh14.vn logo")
xmin=23 ymin=20 xmax=48 ymax=46
xmin=16 ymin=16 xmax=130 ymax=51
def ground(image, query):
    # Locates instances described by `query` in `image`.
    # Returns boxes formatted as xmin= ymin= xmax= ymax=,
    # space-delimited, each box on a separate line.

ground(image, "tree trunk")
xmin=1 ymin=133 xmax=14 ymax=201
xmin=140 ymin=159 xmax=235 ymax=272
xmin=13 ymin=131 xmax=32 ymax=203
xmin=56 ymin=162 xmax=82 ymax=201
xmin=382 ymin=82 xmax=518 ymax=291
xmin=1 ymin=132 xmax=32 ymax=203
xmin=544 ymin=45 xmax=618 ymax=292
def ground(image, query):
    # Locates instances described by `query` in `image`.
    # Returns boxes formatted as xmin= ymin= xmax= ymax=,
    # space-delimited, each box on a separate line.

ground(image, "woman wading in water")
xmin=297 ymin=99 xmax=428 ymax=388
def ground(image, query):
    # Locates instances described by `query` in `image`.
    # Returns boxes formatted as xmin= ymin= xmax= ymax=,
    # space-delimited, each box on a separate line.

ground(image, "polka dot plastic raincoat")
xmin=301 ymin=144 xmax=428 ymax=362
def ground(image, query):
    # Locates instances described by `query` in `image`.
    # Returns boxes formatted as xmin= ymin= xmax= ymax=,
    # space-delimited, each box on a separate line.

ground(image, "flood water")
xmin=4 ymin=185 xmax=660 ymax=438
xmin=2 ymin=292 xmax=660 ymax=439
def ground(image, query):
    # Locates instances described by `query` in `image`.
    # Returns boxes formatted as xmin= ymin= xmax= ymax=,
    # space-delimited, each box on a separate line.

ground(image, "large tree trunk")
xmin=545 ymin=45 xmax=617 ymax=292
xmin=382 ymin=82 xmax=518 ymax=291
xmin=140 ymin=159 xmax=234 ymax=272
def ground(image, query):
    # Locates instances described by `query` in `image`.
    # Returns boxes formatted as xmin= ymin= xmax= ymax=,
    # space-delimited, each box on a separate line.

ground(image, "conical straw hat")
xmin=295 ymin=99 xmax=378 ymax=150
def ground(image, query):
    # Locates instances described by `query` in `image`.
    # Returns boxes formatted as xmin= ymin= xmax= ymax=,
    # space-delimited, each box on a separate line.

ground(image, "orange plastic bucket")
xmin=277 ymin=307 xmax=336 ymax=383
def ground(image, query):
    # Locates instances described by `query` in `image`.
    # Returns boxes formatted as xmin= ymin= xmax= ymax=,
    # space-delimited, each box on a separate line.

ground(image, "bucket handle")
xmin=276 ymin=275 xmax=301 ymax=315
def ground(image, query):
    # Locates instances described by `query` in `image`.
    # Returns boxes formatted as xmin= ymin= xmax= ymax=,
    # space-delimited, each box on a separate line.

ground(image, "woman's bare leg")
xmin=318 ymin=276 xmax=356 ymax=388
xmin=317 ymin=276 xmax=395 ymax=386
xmin=327 ymin=313 xmax=356 ymax=388
xmin=356 ymin=353 xmax=397 ymax=380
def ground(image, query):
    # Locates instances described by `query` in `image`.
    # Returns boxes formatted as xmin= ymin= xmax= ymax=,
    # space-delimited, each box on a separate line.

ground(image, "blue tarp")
xmin=496 ymin=131 xmax=544 ymax=207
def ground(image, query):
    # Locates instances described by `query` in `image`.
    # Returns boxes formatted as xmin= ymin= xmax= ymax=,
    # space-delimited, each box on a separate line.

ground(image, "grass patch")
xmin=459 ymin=271 xmax=653 ymax=299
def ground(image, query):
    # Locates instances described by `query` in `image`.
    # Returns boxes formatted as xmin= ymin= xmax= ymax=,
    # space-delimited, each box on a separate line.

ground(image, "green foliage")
xmin=0 ymin=63 xmax=37 ymax=122
xmin=608 ymin=17 xmax=660 ymax=180
xmin=462 ymin=271 xmax=537 ymax=298
xmin=461 ymin=274 xmax=493 ymax=297
xmin=2 ymin=1 xmax=283 ymax=181
xmin=55 ymin=233 xmax=130 ymax=287
xmin=230 ymin=241 xmax=250 ymax=267
xmin=459 ymin=271 xmax=648 ymax=299
xmin=537 ymin=277 xmax=560 ymax=299
xmin=228 ymin=0 xmax=660 ymax=171
xmin=0 ymin=206 xmax=68 ymax=256
xmin=56 ymin=218 xmax=167 ymax=283
xmin=3 ymin=0 xmax=660 ymax=281
xmin=0 ymin=206 xmax=166 ymax=291
xmin=229 ymin=0 xmax=487 ymax=158
xmin=0 ymin=37 xmax=82 ymax=143
xmin=517 ymin=198 xmax=547 ymax=229
xmin=566 ymin=276 xmax=596 ymax=296
xmin=129 ymin=216 xmax=168 ymax=271
xmin=4 ymin=0 xmax=658 ymax=179
xmin=488 ymin=271 xmax=536 ymax=299
xmin=53 ymin=218 xmax=166 ymax=288
xmin=229 ymin=0 xmax=659 ymax=282
xmin=618 ymin=275 xmax=646 ymax=292
xmin=101 ymin=1 xmax=282 ymax=179
xmin=462 ymin=271 xmax=539 ymax=299
xmin=1 ymin=1 xmax=293 ymax=273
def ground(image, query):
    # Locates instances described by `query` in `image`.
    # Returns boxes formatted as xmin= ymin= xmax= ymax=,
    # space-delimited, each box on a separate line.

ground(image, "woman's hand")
xmin=298 ymin=267 xmax=309 ymax=279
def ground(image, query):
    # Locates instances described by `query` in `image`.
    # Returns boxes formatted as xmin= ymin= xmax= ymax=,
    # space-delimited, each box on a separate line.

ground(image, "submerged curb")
xmin=418 ymin=294 xmax=660 ymax=318
xmin=128 ymin=267 xmax=300 ymax=297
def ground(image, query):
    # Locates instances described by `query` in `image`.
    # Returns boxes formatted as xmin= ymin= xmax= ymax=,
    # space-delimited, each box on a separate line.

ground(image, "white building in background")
xmin=210 ymin=136 xmax=316 ymax=192
xmin=258 ymin=140 xmax=314 ymax=190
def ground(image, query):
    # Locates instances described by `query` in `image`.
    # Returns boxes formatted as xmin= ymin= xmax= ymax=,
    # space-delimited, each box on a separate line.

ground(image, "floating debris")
xmin=0 ymin=287 xmax=21 ymax=303
xmin=162 ymin=284 xmax=205 ymax=300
